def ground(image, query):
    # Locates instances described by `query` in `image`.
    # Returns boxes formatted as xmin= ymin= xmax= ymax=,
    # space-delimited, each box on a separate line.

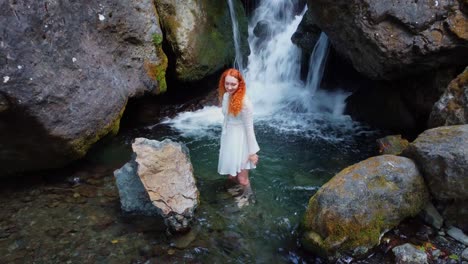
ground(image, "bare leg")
xmin=237 ymin=169 xmax=250 ymax=186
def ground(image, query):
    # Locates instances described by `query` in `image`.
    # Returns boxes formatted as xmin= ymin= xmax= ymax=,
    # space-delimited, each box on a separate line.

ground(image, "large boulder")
xmin=128 ymin=138 xmax=199 ymax=232
xmin=0 ymin=0 xmax=167 ymax=176
xmin=306 ymin=0 xmax=468 ymax=80
xmin=403 ymin=125 xmax=468 ymax=231
xmin=154 ymin=0 xmax=249 ymax=82
xmin=429 ymin=67 xmax=468 ymax=127
xmin=302 ymin=155 xmax=428 ymax=258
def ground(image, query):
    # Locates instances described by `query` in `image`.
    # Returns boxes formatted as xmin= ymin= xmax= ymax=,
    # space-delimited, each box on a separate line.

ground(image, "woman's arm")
xmin=241 ymin=98 xmax=260 ymax=157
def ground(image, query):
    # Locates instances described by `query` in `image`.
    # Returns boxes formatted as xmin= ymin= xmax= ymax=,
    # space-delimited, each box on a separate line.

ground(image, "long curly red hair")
xmin=218 ymin=68 xmax=246 ymax=116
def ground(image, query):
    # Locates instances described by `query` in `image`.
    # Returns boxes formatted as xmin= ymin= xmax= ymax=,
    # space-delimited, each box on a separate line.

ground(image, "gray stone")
xmin=114 ymin=161 xmax=160 ymax=216
xmin=403 ymin=125 xmax=468 ymax=201
xmin=302 ymin=155 xmax=429 ymax=258
xmin=429 ymin=67 xmax=468 ymax=127
xmin=420 ymin=202 xmax=444 ymax=230
xmin=462 ymin=247 xmax=468 ymax=260
xmin=0 ymin=0 xmax=166 ymax=176
xmin=305 ymin=0 xmax=468 ymax=80
xmin=447 ymin=227 xmax=468 ymax=246
xmin=392 ymin=243 xmax=428 ymax=264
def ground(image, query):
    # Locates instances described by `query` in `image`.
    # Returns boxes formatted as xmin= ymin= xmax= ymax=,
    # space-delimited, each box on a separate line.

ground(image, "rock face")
xmin=306 ymin=0 xmax=468 ymax=80
xmin=0 ymin=0 xmax=167 ymax=176
xmin=132 ymin=138 xmax=199 ymax=232
xmin=291 ymin=9 xmax=322 ymax=57
xmin=302 ymin=155 xmax=428 ymax=258
xmin=429 ymin=67 xmax=468 ymax=127
xmin=403 ymin=125 xmax=468 ymax=231
xmin=154 ymin=0 xmax=249 ymax=82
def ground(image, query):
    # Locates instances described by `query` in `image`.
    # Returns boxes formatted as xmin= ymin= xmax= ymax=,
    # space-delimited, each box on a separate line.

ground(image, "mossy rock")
xmin=154 ymin=0 xmax=249 ymax=82
xmin=301 ymin=155 xmax=428 ymax=259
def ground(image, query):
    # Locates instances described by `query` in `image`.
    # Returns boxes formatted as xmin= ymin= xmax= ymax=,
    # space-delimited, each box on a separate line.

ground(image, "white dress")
xmin=218 ymin=93 xmax=260 ymax=176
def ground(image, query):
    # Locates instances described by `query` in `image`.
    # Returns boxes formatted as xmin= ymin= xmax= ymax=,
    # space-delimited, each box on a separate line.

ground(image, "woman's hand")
xmin=248 ymin=154 xmax=259 ymax=165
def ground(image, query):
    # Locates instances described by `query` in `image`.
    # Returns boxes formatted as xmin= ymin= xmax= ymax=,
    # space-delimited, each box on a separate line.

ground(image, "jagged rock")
xmin=306 ymin=0 xmax=468 ymax=80
xmin=0 ymin=0 xmax=166 ymax=176
xmin=154 ymin=0 xmax=249 ymax=82
xmin=429 ymin=67 xmax=468 ymax=127
xmin=114 ymin=161 xmax=161 ymax=216
xmin=132 ymin=138 xmax=199 ymax=232
xmin=403 ymin=125 xmax=468 ymax=232
xmin=291 ymin=9 xmax=322 ymax=56
xmin=403 ymin=125 xmax=468 ymax=201
xmin=392 ymin=243 xmax=429 ymax=264
xmin=377 ymin=135 xmax=409 ymax=155
xmin=302 ymin=155 xmax=428 ymax=258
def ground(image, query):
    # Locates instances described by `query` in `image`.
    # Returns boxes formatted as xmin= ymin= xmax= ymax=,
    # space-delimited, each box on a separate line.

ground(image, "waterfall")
xmin=306 ymin=32 xmax=329 ymax=96
xmin=165 ymin=0 xmax=358 ymax=140
xmin=227 ymin=0 xmax=244 ymax=72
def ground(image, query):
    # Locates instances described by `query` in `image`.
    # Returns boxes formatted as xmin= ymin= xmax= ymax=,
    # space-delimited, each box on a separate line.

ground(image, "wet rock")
xmin=154 ymin=0 xmax=249 ymax=82
xmin=377 ymin=135 xmax=409 ymax=155
xmin=291 ymin=9 xmax=322 ymax=56
xmin=403 ymin=125 xmax=468 ymax=231
xmin=392 ymin=243 xmax=428 ymax=264
xmin=462 ymin=247 xmax=468 ymax=260
xmin=302 ymin=155 xmax=429 ymax=258
xmin=114 ymin=161 xmax=160 ymax=216
xmin=171 ymin=227 xmax=198 ymax=249
xmin=420 ymin=202 xmax=444 ymax=230
xmin=0 ymin=0 xmax=166 ymax=176
xmin=429 ymin=67 xmax=468 ymax=127
xmin=402 ymin=125 xmax=468 ymax=199
xmin=306 ymin=0 xmax=468 ymax=80
xmin=45 ymin=228 xmax=64 ymax=238
xmin=253 ymin=20 xmax=272 ymax=39
xmin=115 ymin=138 xmax=199 ymax=233
xmin=447 ymin=227 xmax=468 ymax=246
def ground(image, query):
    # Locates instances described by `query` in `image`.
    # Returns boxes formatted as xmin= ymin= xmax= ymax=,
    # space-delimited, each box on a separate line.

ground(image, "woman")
xmin=217 ymin=68 xmax=260 ymax=202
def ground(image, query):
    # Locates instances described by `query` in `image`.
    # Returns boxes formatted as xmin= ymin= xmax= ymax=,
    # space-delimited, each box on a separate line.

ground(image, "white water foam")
xmin=165 ymin=0 xmax=369 ymax=141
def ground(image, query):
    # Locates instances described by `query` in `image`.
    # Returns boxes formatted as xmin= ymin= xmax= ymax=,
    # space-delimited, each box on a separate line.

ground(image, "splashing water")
xmin=165 ymin=0 xmax=369 ymax=142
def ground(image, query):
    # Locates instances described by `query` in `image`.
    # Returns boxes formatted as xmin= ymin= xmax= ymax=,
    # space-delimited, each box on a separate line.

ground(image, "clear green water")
xmin=102 ymin=121 xmax=381 ymax=262
xmin=0 ymin=121 xmax=383 ymax=263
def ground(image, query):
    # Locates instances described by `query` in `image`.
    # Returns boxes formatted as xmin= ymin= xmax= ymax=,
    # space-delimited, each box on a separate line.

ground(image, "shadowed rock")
xmin=0 ymin=0 xmax=166 ymax=176
xmin=306 ymin=0 xmax=468 ymax=80
xmin=429 ymin=67 xmax=468 ymax=127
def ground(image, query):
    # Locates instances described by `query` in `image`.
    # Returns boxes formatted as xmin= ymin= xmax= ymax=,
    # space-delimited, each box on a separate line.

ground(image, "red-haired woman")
xmin=217 ymin=68 xmax=260 ymax=201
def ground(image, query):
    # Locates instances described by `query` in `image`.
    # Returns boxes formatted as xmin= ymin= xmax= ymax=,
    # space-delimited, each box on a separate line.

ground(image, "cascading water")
xmin=19 ymin=1 xmax=382 ymax=263
xmin=166 ymin=0 xmax=359 ymax=141
xmin=227 ymin=0 xmax=245 ymax=72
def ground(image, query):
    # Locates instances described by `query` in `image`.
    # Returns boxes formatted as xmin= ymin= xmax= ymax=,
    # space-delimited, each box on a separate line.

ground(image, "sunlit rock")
xmin=302 ymin=155 xmax=428 ymax=259
xmin=115 ymin=138 xmax=199 ymax=233
xmin=429 ymin=67 xmax=468 ymax=127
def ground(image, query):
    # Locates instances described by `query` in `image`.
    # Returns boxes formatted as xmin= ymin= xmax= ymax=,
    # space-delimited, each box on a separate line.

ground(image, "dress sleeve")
xmin=241 ymin=97 xmax=260 ymax=155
